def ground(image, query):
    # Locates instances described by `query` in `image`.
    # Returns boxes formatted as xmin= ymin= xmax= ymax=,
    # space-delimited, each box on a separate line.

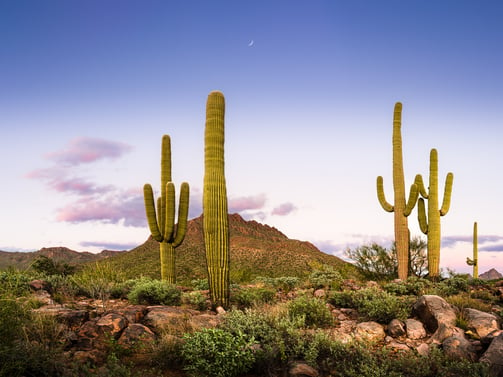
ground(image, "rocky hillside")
xmin=102 ymin=213 xmax=350 ymax=282
xmin=480 ymin=268 xmax=503 ymax=280
xmin=0 ymin=247 xmax=122 ymax=270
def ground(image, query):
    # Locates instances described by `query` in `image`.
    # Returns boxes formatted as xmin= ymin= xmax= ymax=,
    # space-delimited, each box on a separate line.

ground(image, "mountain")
xmin=102 ymin=213 xmax=351 ymax=282
xmin=0 ymin=247 xmax=122 ymax=270
xmin=479 ymin=268 xmax=503 ymax=280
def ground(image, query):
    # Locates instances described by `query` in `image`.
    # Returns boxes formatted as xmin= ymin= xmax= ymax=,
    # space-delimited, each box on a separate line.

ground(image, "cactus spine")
xmin=417 ymin=148 xmax=453 ymax=280
xmin=143 ymin=135 xmax=190 ymax=283
xmin=376 ymin=102 xmax=419 ymax=280
xmin=203 ymin=91 xmax=230 ymax=308
xmin=466 ymin=222 xmax=478 ymax=278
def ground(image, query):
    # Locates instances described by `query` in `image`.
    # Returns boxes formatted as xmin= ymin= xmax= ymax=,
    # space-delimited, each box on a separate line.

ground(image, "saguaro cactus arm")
xmin=173 ymin=182 xmax=190 ymax=247
xmin=440 ymin=173 xmax=454 ymax=216
xmin=418 ymin=198 xmax=428 ymax=234
xmin=144 ymin=184 xmax=163 ymax=242
xmin=404 ymin=184 xmax=419 ymax=216
xmin=376 ymin=176 xmax=394 ymax=212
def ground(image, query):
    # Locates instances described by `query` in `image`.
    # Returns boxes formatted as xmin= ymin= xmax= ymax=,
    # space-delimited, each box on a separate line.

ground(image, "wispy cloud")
xmin=46 ymin=137 xmax=132 ymax=166
xmin=28 ymin=138 xmax=144 ymax=227
xmin=228 ymin=193 xmax=267 ymax=212
xmin=442 ymin=235 xmax=503 ymax=250
xmin=79 ymin=241 xmax=138 ymax=251
xmin=55 ymin=189 xmax=145 ymax=227
xmin=272 ymin=202 xmax=297 ymax=216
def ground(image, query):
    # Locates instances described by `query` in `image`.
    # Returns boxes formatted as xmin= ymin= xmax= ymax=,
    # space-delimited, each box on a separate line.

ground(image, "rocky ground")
xmin=29 ymin=279 xmax=503 ymax=377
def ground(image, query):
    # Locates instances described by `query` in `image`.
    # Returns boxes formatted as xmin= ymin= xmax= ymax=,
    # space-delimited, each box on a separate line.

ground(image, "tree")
xmin=345 ymin=236 xmax=428 ymax=280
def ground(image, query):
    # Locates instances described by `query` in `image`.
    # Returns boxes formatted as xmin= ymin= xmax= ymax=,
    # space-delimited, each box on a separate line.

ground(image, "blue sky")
xmin=1 ymin=1 xmax=502 ymax=274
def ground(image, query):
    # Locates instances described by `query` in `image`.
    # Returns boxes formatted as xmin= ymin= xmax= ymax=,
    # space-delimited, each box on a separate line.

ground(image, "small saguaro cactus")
xmin=143 ymin=135 xmax=190 ymax=283
xmin=466 ymin=222 xmax=478 ymax=278
xmin=376 ymin=102 xmax=419 ymax=280
xmin=203 ymin=90 xmax=230 ymax=309
xmin=416 ymin=148 xmax=453 ymax=280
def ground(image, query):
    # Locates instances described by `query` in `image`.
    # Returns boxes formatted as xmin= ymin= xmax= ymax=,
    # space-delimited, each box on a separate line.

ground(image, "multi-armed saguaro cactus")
xmin=416 ymin=148 xmax=453 ymax=280
xmin=203 ymin=91 xmax=230 ymax=308
xmin=143 ymin=135 xmax=190 ymax=283
xmin=466 ymin=222 xmax=478 ymax=278
xmin=377 ymin=102 xmax=419 ymax=280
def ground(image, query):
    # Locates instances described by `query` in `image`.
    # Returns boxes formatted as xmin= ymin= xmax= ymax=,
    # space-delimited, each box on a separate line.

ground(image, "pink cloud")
xmin=228 ymin=193 xmax=267 ymax=213
xmin=46 ymin=137 xmax=132 ymax=166
xmin=55 ymin=191 xmax=146 ymax=227
xmin=28 ymin=168 xmax=113 ymax=195
xmin=271 ymin=202 xmax=297 ymax=216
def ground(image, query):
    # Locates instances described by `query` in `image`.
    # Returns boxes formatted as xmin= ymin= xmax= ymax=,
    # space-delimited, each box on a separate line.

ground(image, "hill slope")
xmin=104 ymin=213 xmax=350 ymax=282
xmin=0 ymin=247 xmax=122 ymax=270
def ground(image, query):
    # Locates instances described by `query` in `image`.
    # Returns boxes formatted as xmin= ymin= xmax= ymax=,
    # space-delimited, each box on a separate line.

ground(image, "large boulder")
xmin=143 ymin=306 xmax=218 ymax=334
xmin=412 ymin=295 xmax=457 ymax=333
xmin=479 ymin=332 xmax=503 ymax=377
xmin=387 ymin=319 xmax=406 ymax=337
xmin=442 ymin=333 xmax=477 ymax=361
xmin=464 ymin=308 xmax=500 ymax=339
xmin=405 ymin=319 xmax=427 ymax=340
xmin=354 ymin=321 xmax=385 ymax=342
xmin=118 ymin=323 xmax=156 ymax=351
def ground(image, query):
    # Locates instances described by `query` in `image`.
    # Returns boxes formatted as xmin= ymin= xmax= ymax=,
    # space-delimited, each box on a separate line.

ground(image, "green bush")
xmin=231 ymin=286 xmax=276 ymax=309
xmin=181 ymin=328 xmax=255 ymax=377
xmin=72 ymin=262 xmax=126 ymax=302
xmin=329 ymin=288 xmax=411 ymax=323
xmin=128 ymin=279 xmax=181 ymax=306
xmin=0 ymin=270 xmax=32 ymax=297
xmin=182 ymin=291 xmax=208 ymax=311
xmin=191 ymin=278 xmax=209 ymax=290
xmin=383 ymin=276 xmax=433 ymax=296
xmin=287 ymin=295 xmax=333 ymax=328
xmin=309 ymin=267 xmax=343 ymax=290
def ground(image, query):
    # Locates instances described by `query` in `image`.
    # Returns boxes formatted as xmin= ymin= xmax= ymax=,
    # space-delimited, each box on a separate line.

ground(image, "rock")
xmin=56 ymin=309 xmax=89 ymax=330
xmin=354 ymin=321 xmax=385 ymax=342
xmin=480 ymin=332 xmax=503 ymax=377
xmin=96 ymin=313 xmax=129 ymax=339
xmin=216 ymin=306 xmax=226 ymax=315
xmin=118 ymin=323 xmax=156 ymax=351
xmin=412 ymin=295 xmax=457 ymax=333
xmin=464 ymin=308 xmax=500 ymax=339
xmin=288 ymin=362 xmax=319 ymax=377
xmin=112 ymin=305 xmax=148 ymax=324
xmin=442 ymin=333 xmax=477 ymax=361
xmin=33 ymin=290 xmax=54 ymax=305
xmin=339 ymin=308 xmax=359 ymax=320
xmin=29 ymin=279 xmax=51 ymax=292
xmin=405 ymin=319 xmax=427 ymax=340
xmin=482 ymin=330 xmax=503 ymax=347
xmin=385 ymin=337 xmax=410 ymax=352
xmin=143 ymin=306 xmax=216 ymax=334
xmin=388 ymin=319 xmax=406 ymax=337
xmin=430 ymin=324 xmax=465 ymax=344
xmin=313 ymin=289 xmax=325 ymax=298
xmin=416 ymin=343 xmax=431 ymax=356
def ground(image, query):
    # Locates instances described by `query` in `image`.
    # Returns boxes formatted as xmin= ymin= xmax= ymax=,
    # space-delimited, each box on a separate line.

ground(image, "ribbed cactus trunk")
xmin=143 ymin=135 xmax=190 ymax=283
xmin=466 ymin=221 xmax=479 ymax=278
xmin=377 ymin=103 xmax=418 ymax=280
xmin=203 ymin=91 xmax=230 ymax=308
xmin=417 ymin=149 xmax=453 ymax=280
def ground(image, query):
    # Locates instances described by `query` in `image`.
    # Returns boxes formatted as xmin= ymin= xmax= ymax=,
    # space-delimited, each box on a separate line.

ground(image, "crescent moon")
xmin=248 ymin=40 xmax=254 ymax=47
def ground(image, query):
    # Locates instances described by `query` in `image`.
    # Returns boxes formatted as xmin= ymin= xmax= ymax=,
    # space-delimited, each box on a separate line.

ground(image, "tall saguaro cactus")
xmin=143 ymin=135 xmax=190 ymax=283
xmin=376 ymin=102 xmax=419 ymax=280
xmin=203 ymin=91 xmax=230 ymax=308
xmin=466 ymin=222 xmax=478 ymax=278
xmin=417 ymin=148 xmax=453 ymax=280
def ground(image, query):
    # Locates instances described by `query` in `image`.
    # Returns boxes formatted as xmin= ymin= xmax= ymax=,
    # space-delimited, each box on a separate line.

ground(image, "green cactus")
xmin=466 ymin=222 xmax=478 ymax=278
xmin=376 ymin=102 xmax=419 ymax=280
xmin=143 ymin=135 xmax=190 ymax=283
xmin=416 ymin=148 xmax=453 ymax=280
xmin=203 ymin=91 xmax=230 ymax=308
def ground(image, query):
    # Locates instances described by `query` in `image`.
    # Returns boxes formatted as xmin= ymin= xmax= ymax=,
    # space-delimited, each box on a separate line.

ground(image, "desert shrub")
xmin=345 ymin=242 xmax=397 ymax=280
xmin=181 ymin=328 xmax=255 ymax=377
xmin=182 ymin=291 xmax=208 ymax=311
xmin=128 ymin=279 xmax=181 ymax=306
xmin=44 ymin=274 xmax=79 ymax=302
xmin=273 ymin=276 xmax=300 ymax=292
xmin=72 ymin=262 xmax=126 ymax=302
xmin=231 ymin=286 xmax=276 ymax=309
xmin=31 ymin=255 xmax=76 ymax=276
xmin=287 ymin=295 xmax=333 ymax=328
xmin=309 ymin=266 xmax=343 ymax=290
xmin=191 ymin=278 xmax=209 ymax=290
xmin=0 ymin=270 xmax=32 ymax=297
xmin=383 ymin=276 xmax=433 ymax=296
xmin=329 ymin=287 xmax=411 ymax=323
xmin=446 ymin=293 xmax=493 ymax=313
